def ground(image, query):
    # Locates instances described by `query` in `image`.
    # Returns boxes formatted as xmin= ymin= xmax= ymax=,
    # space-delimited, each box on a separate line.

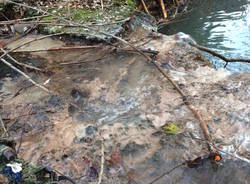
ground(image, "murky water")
xmin=159 ymin=0 xmax=250 ymax=72
xmin=1 ymin=29 xmax=249 ymax=183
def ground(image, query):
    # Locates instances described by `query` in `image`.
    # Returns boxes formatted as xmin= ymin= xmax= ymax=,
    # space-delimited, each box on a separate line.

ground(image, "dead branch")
xmin=60 ymin=58 xmax=102 ymax=66
xmin=0 ymin=32 xmax=65 ymax=59
xmin=159 ymin=0 xmax=167 ymax=19
xmin=1 ymin=48 xmax=43 ymax=71
xmin=141 ymin=0 xmax=150 ymax=15
xmin=98 ymin=138 xmax=105 ymax=184
xmin=0 ymin=115 xmax=8 ymax=137
xmin=0 ymin=15 xmax=50 ymax=24
xmin=4 ymin=13 xmax=46 ymax=47
xmin=0 ymin=45 xmax=101 ymax=53
xmin=148 ymin=162 xmax=186 ymax=184
xmin=100 ymin=0 xmax=104 ymax=10
xmin=158 ymin=17 xmax=188 ymax=28
xmin=0 ymin=58 xmax=50 ymax=93
xmin=0 ymin=18 xmax=130 ymax=27
xmin=190 ymin=43 xmax=250 ymax=67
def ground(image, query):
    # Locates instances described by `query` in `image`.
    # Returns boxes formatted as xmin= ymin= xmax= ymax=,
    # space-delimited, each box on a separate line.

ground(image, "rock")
xmin=127 ymin=11 xmax=157 ymax=32
xmin=85 ymin=125 xmax=97 ymax=136
xmin=122 ymin=142 xmax=149 ymax=157
xmin=45 ymin=95 xmax=64 ymax=111
xmin=74 ymin=124 xmax=97 ymax=141
xmin=68 ymin=104 xmax=78 ymax=116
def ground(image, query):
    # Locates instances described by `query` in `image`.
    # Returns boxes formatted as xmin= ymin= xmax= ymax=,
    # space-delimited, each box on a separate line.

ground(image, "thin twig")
xmin=16 ymin=129 xmax=23 ymax=154
xmin=0 ymin=17 xmax=130 ymax=27
xmin=0 ymin=12 xmax=10 ymax=20
xmin=190 ymin=43 xmax=250 ymax=65
xmin=98 ymin=138 xmax=104 ymax=184
xmin=100 ymin=0 xmax=104 ymax=10
xmin=148 ymin=162 xmax=186 ymax=184
xmin=0 ymin=15 xmax=50 ymax=24
xmin=0 ymin=58 xmax=50 ymax=93
xmin=4 ymin=13 xmax=47 ymax=47
xmin=1 ymin=48 xmax=43 ymax=71
xmin=0 ymin=115 xmax=8 ymax=137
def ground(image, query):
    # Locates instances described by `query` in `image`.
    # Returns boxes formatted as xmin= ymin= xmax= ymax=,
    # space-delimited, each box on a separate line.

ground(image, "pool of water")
xmin=159 ymin=0 xmax=250 ymax=72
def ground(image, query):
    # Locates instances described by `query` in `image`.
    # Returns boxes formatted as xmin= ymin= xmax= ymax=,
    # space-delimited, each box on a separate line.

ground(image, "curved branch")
xmin=190 ymin=43 xmax=250 ymax=64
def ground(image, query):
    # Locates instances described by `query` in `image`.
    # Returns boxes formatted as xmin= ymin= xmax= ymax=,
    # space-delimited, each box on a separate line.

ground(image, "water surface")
xmin=159 ymin=0 xmax=250 ymax=72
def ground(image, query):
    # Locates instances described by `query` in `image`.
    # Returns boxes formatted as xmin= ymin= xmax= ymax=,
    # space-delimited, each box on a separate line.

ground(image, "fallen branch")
xmin=100 ymin=0 xmax=104 ymax=10
xmin=159 ymin=0 xmax=167 ymax=19
xmin=0 ymin=45 xmax=101 ymax=53
xmin=4 ymin=13 xmax=47 ymax=48
xmin=12 ymin=83 xmax=34 ymax=98
xmin=0 ymin=18 xmax=130 ymax=27
xmin=98 ymin=138 xmax=104 ymax=184
xmin=148 ymin=162 xmax=186 ymax=184
xmin=0 ymin=15 xmax=50 ymax=25
xmin=141 ymin=0 xmax=150 ymax=15
xmin=158 ymin=17 xmax=188 ymax=28
xmin=190 ymin=43 xmax=250 ymax=67
xmin=0 ymin=115 xmax=8 ymax=137
xmin=0 ymin=58 xmax=50 ymax=93
xmin=1 ymin=48 xmax=43 ymax=72
xmin=60 ymin=58 xmax=103 ymax=66
xmin=0 ymin=32 xmax=65 ymax=60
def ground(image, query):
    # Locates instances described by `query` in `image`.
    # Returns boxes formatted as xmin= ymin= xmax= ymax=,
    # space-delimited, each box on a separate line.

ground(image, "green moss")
xmin=41 ymin=15 xmax=54 ymax=21
xmin=71 ymin=9 xmax=98 ymax=22
xmin=126 ymin=0 xmax=136 ymax=9
xmin=162 ymin=123 xmax=179 ymax=135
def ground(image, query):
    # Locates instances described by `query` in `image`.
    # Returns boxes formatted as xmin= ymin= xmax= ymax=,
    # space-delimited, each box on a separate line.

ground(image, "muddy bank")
xmin=0 ymin=26 xmax=250 ymax=183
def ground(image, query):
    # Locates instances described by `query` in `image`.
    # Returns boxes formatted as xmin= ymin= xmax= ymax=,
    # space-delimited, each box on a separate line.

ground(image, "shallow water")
xmin=159 ymin=0 xmax=250 ymax=72
xmin=0 ymin=32 xmax=249 ymax=183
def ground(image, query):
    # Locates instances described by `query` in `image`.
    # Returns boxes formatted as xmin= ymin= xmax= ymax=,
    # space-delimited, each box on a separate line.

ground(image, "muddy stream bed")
xmin=0 ymin=27 xmax=250 ymax=183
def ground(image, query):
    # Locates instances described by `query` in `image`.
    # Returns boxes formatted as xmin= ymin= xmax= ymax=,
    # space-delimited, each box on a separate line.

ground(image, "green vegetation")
xmin=162 ymin=123 xmax=179 ymax=135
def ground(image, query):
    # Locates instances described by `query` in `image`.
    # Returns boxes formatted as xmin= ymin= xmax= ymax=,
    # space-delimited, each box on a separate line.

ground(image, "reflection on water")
xmin=159 ymin=0 xmax=250 ymax=72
